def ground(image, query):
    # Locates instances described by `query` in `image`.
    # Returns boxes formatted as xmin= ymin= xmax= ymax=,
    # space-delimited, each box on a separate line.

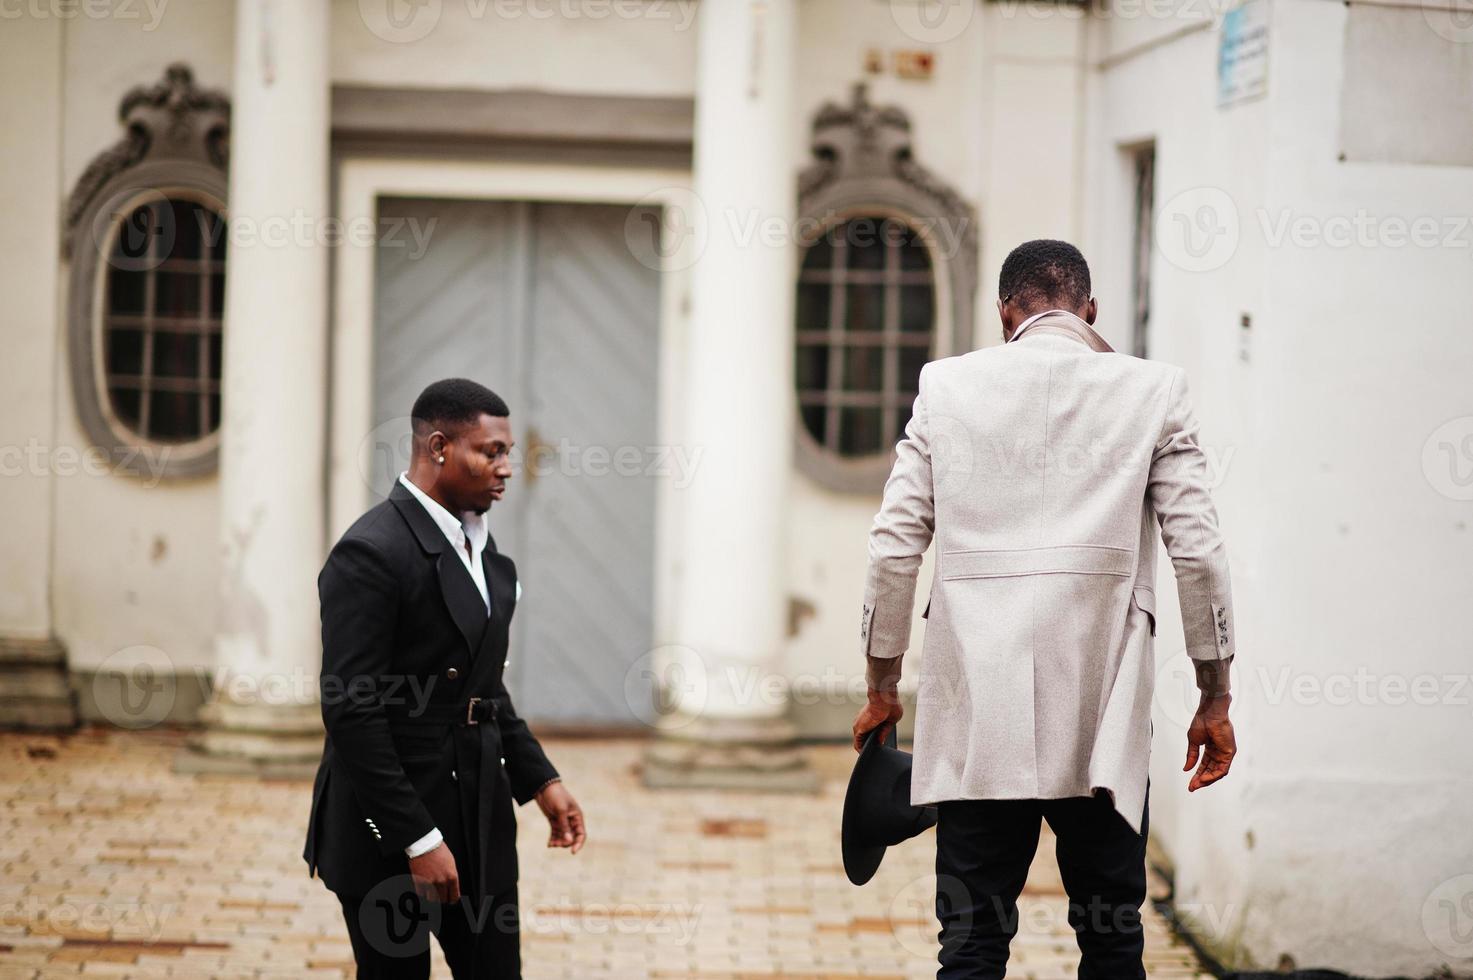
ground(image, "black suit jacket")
xmin=302 ymin=481 xmax=558 ymax=900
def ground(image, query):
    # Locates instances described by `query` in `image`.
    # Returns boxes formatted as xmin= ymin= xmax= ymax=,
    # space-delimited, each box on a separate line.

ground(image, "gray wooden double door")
xmin=371 ymin=198 xmax=659 ymax=727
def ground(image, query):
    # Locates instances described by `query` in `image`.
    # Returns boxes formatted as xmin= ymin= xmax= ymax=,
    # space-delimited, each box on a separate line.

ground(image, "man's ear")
xmin=427 ymin=430 xmax=448 ymax=461
xmin=1083 ymin=297 xmax=1098 ymax=326
xmin=997 ymin=298 xmax=1013 ymax=340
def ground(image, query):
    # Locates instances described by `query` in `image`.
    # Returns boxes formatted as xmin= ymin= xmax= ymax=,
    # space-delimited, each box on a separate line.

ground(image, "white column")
xmin=645 ymin=0 xmax=813 ymax=789
xmin=0 ymin=16 xmax=72 ymax=729
xmin=189 ymin=0 xmax=330 ymax=767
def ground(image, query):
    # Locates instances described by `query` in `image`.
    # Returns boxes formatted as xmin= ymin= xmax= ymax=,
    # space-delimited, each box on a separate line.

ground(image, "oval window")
xmin=99 ymin=194 xmax=226 ymax=445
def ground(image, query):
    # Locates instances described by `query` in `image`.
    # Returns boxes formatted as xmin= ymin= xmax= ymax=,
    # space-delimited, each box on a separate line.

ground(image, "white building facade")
xmin=1 ymin=0 xmax=1470 ymax=975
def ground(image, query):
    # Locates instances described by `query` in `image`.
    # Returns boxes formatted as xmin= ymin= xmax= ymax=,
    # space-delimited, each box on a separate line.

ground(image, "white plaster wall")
xmin=1093 ymin=0 xmax=1217 ymax=67
xmin=329 ymin=0 xmax=697 ymax=94
xmin=0 ymin=16 xmax=64 ymax=641
xmin=975 ymin=2 xmax=1087 ymax=347
xmin=50 ymin=2 xmax=236 ymax=672
xmin=1087 ymin=1 xmax=1473 ymax=974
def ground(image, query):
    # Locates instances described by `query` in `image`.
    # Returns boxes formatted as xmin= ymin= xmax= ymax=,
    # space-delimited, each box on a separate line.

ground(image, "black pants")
xmin=337 ymin=884 xmax=520 ymax=979
xmin=935 ymin=790 xmax=1148 ymax=980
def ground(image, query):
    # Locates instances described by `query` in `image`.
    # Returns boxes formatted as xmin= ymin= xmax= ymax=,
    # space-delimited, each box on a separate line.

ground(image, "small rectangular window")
xmin=1129 ymin=144 xmax=1156 ymax=359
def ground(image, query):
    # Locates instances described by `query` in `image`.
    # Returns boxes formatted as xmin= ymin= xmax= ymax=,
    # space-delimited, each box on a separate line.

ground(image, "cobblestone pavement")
xmin=0 ymin=728 xmax=1212 ymax=979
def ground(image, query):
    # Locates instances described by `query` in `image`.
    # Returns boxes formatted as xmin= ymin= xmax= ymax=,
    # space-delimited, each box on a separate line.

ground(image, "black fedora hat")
xmin=842 ymin=725 xmax=937 ymax=886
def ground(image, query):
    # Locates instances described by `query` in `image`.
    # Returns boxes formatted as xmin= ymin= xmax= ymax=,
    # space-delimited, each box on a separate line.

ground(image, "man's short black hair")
xmin=998 ymin=239 xmax=1092 ymax=311
xmin=411 ymin=378 xmax=509 ymax=434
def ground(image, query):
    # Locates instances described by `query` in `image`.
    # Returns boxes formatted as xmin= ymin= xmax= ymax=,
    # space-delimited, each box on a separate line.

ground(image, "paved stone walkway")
xmin=0 ymin=728 xmax=1211 ymax=978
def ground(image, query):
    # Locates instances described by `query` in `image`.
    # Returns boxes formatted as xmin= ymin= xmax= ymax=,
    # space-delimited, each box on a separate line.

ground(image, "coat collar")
xmin=1009 ymin=309 xmax=1114 ymax=353
xmin=389 ymin=480 xmax=450 ymax=554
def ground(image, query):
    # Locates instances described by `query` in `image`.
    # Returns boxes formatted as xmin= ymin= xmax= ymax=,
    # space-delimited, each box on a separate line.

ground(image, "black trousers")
xmin=934 ymin=790 xmax=1149 ymax=980
xmin=337 ymin=884 xmax=520 ymax=979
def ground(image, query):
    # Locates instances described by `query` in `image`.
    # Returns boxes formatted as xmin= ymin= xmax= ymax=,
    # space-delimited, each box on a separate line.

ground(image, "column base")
xmin=0 ymin=636 xmax=79 ymax=731
xmin=641 ymin=716 xmax=820 ymax=793
xmin=175 ymin=699 xmax=323 ymax=778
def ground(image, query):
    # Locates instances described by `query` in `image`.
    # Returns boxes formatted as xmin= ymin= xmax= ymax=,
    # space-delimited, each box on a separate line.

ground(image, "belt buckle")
xmin=465 ymin=697 xmax=482 ymax=726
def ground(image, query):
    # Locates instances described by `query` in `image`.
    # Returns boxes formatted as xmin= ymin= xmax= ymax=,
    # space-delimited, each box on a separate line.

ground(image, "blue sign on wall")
xmin=1218 ymin=0 xmax=1270 ymax=108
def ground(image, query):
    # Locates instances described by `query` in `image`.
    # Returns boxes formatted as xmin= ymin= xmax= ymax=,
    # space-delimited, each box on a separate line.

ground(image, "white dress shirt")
xmin=395 ymin=472 xmax=491 ymax=858
xmin=398 ymin=472 xmax=490 ymax=613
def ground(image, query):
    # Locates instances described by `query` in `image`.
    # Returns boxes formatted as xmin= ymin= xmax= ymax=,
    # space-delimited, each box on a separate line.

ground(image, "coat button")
xmin=446 ymin=667 xmax=459 ymax=680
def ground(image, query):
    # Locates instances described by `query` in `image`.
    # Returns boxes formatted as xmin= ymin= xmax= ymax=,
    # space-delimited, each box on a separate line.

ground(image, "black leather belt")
xmin=386 ymin=697 xmax=499 ymax=728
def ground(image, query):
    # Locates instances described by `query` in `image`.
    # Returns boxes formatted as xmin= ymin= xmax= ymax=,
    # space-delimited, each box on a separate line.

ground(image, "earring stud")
xmin=437 ymin=456 xmax=445 ymax=464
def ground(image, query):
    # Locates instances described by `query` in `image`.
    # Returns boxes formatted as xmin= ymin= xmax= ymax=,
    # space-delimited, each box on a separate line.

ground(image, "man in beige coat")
xmin=852 ymin=240 xmax=1237 ymax=979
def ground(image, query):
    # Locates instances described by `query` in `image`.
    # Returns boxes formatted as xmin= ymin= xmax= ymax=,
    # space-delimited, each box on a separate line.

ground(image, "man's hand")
xmin=852 ymin=692 xmax=904 ymax=752
xmin=535 ymin=781 xmax=586 ymax=853
xmin=407 ymin=842 xmax=460 ymax=904
xmin=1184 ymin=693 xmax=1237 ymax=791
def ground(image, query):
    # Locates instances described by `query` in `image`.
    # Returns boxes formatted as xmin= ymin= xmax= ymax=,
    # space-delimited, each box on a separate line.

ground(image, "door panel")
xmin=370 ymin=197 xmax=659 ymax=726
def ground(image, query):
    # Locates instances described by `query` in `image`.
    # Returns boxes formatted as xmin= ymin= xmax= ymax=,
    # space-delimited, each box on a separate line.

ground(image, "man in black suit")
xmin=304 ymin=378 xmax=586 ymax=978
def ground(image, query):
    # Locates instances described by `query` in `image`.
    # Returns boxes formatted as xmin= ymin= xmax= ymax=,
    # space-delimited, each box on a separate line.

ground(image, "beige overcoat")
xmin=861 ymin=311 xmax=1235 ymax=831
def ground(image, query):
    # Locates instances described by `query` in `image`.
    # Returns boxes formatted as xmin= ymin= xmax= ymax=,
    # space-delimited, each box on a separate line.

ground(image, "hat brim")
xmin=841 ymin=725 xmax=896 ymax=886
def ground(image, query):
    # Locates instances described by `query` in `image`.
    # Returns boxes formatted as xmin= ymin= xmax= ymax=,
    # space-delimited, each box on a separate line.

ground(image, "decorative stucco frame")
xmin=793 ymin=84 xmax=979 ymax=493
xmin=63 ymin=63 xmax=230 ymax=480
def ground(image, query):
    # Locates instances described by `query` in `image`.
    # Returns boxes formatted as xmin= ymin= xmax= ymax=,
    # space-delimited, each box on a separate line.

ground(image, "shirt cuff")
xmin=404 ymin=827 xmax=443 ymax=859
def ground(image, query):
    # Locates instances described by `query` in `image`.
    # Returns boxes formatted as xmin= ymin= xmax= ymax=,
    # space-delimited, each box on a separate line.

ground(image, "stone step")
xmin=0 ymin=665 xmax=74 ymax=699
xmin=0 ymin=636 xmax=67 ymax=667
xmin=0 ymin=636 xmax=78 ymax=731
xmin=0 ymin=695 xmax=78 ymax=730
